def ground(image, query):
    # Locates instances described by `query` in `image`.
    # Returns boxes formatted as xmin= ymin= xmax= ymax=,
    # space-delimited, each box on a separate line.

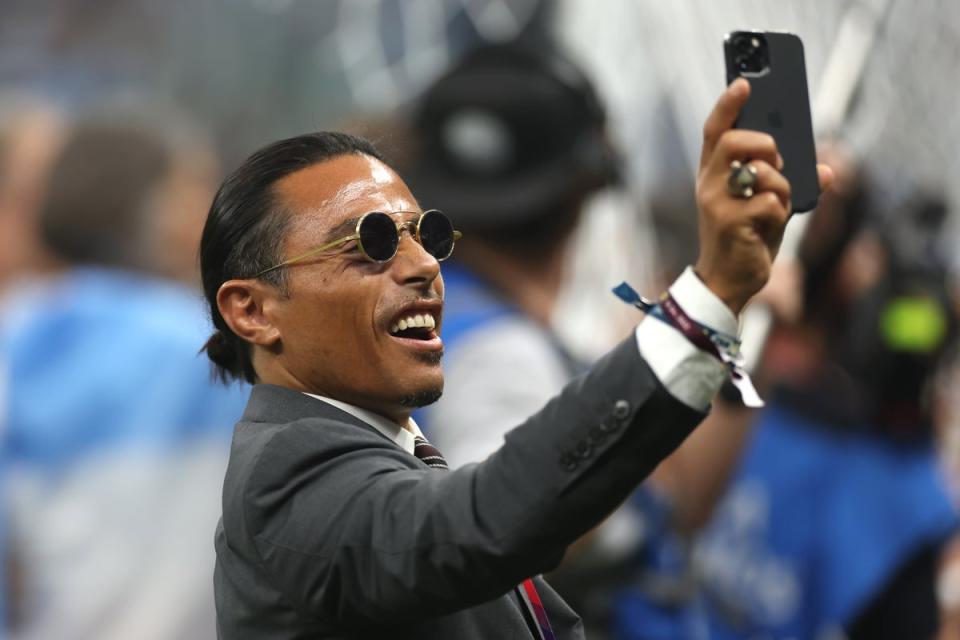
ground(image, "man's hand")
xmin=694 ymin=78 xmax=833 ymax=315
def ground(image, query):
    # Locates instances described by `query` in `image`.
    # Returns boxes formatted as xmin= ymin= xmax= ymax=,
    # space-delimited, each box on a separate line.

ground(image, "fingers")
xmin=748 ymin=160 xmax=791 ymax=210
xmin=713 ymin=159 xmax=791 ymax=251
xmin=710 ymin=130 xmax=781 ymax=172
xmin=817 ymin=163 xmax=834 ymax=192
xmin=744 ymin=188 xmax=791 ymax=252
xmin=700 ymin=78 xmax=750 ymax=169
xmin=744 ymin=189 xmax=790 ymax=227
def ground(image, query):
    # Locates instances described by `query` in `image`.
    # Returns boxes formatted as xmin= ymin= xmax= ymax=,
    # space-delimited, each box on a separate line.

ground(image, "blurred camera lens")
xmin=730 ymin=33 xmax=769 ymax=74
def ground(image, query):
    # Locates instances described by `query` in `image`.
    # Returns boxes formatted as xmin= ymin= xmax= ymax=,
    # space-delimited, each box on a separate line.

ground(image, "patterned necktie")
xmin=412 ymin=435 xmax=556 ymax=640
xmin=413 ymin=435 xmax=450 ymax=469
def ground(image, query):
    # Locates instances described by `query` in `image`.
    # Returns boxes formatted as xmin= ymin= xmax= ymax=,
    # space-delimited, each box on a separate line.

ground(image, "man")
xmin=206 ymin=79 xmax=832 ymax=638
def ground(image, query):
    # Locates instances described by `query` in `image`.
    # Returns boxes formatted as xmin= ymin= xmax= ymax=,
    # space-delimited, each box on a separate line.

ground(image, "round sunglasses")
xmin=255 ymin=209 xmax=461 ymax=277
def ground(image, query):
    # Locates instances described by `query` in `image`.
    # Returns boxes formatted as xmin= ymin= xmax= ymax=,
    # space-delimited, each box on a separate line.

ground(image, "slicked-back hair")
xmin=199 ymin=132 xmax=384 ymax=384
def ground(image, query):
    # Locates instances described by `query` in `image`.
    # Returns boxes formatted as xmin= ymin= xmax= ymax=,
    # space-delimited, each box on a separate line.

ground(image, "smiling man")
xmin=211 ymin=148 xmax=447 ymax=420
xmin=205 ymin=82 xmax=831 ymax=639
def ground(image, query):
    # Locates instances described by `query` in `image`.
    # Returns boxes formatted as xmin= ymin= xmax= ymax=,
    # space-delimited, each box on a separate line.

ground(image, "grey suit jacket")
xmin=214 ymin=335 xmax=704 ymax=638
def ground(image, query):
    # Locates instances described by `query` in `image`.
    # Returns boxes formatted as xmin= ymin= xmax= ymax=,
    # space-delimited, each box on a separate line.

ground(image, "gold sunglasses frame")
xmin=254 ymin=209 xmax=461 ymax=278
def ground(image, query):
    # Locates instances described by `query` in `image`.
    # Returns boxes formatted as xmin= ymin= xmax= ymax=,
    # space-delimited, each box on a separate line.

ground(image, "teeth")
xmin=389 ymin=312 xmax=437 ymax=335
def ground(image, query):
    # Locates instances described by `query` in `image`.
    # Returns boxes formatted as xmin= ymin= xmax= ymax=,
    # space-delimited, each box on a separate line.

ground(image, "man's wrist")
xmin=628 ymin=267 xmax=741 ymax=411
xmin=691 ymin=264 xmax=749 ymax=316
xmin=616 ymin=266 xmax=764 ymax=409
xmin=671 ymin=267 xmax=740 ymax=337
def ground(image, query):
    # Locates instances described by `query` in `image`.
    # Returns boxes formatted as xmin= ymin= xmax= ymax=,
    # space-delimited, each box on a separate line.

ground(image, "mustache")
xmin=385 ymin=292 xmax=444 ymax=319
xmin=394 ymin=290 xmax=443 ymax=306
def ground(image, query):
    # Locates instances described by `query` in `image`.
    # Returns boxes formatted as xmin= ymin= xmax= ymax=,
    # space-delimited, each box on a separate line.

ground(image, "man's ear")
xmin=216 ymin=279 xmax=282 ymax=347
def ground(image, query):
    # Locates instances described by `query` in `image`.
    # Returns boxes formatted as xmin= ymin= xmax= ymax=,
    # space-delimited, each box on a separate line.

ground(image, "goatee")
xmin=400 ymin=387 xmax=443 ymax=408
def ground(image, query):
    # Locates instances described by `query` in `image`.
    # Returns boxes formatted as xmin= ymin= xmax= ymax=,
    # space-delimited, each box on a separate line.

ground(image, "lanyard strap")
xmin=413 ymin=438 xmax=555 ymax=638
xmin=518 ymin=578 xmax=557 ymax=640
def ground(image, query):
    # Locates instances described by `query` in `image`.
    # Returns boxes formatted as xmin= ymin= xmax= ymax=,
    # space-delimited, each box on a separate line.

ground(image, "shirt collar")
xmin=302 ymin=393 xmax=422 ymax=455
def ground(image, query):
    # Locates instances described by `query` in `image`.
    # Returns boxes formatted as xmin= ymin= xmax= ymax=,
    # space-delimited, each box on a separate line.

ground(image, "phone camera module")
xmin=731 ymin=33 xmax=769 ymax=75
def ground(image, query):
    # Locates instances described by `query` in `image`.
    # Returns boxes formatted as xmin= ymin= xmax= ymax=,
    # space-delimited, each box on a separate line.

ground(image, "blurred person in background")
xmin=408 ymin=40 xmax=620 ymax=464
xmin=407 ymin=41 xmax=638 ymax=634
xmin=685 ymin=162 xmax=960 ymax=640
xmin=407 ymin=40 xmax=766 ymax=638
xmin=0 ymin=95 xmax=66 ymax=292
xmin=0 ymin=94 xmax=67 ymax=636
xmin=0 ymin=111 xmax=248 ymax=640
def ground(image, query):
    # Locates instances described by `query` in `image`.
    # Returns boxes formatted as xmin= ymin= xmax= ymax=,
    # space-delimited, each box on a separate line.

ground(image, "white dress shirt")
xmin=634 ymin=266 xmax=738 ymax=411
xmin=303 ymin=393 xmax=423 ymax=454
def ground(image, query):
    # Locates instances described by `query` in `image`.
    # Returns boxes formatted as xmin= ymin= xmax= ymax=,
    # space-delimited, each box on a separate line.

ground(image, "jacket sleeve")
xmin=243 ymin=335 xmax=704 ymax=627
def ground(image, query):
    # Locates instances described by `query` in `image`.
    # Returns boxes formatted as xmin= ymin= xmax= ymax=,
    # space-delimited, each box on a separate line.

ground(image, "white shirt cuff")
xmin=634 ymin=267 xmax=738 ymax=411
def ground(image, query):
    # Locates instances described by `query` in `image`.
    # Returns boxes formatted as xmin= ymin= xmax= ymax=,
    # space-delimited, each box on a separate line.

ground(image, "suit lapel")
xmin=241 ymin=384 xmax=398 ymax=447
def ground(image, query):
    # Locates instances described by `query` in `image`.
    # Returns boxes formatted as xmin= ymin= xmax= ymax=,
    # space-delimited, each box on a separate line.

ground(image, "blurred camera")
xmin=731 ymin=33 xmax=769 ymax=74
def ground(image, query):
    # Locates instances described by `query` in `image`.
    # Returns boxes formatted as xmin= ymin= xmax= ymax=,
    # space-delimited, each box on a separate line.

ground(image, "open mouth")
xmin=389 ymin=312 xmax=438 ymax=341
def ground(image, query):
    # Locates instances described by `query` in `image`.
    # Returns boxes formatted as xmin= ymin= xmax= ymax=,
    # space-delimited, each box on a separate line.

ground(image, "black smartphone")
xmin=724 ymin=31 xmax=820 ymax=213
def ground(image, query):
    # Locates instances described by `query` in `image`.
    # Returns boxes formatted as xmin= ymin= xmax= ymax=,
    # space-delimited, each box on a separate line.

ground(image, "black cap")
xmin=408 ymin=41 xmax=619 ymax=231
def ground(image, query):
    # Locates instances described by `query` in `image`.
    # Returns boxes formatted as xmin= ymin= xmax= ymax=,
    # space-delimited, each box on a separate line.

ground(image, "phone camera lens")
xmin=735 ymin=36 xmax=753 ymax=54
xmin=731 ymin=33 xmax=769 ymax=74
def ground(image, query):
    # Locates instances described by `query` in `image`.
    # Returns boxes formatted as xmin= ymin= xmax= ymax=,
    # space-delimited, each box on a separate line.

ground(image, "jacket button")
xmin=599 ymin=418 xmax=619 ymax=433
xmin=560 ymin=452 xmax=579 ymax=471
xmin=587 ymin=426 xmax=606 ymax=445
xmin=613 ymin=399 xmax=630 ymax=420
xmin=575 ymin=441 xmax=593 ymax=459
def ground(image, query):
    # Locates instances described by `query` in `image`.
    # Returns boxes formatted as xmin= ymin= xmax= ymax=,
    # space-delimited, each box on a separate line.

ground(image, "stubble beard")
xmin=399 ymin=349 xmax=443 ymax=408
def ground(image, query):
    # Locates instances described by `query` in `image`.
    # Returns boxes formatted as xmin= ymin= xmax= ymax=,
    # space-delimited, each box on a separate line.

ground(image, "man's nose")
xmin=391 ymin=233 xmax=441 ymax=287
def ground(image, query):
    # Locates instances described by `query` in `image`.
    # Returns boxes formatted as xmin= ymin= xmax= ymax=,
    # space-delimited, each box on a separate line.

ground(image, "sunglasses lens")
xmin=418 ymin=210 xmax=456 ymax=260
xmin=358 ymin=212 xmax=398 ymax=262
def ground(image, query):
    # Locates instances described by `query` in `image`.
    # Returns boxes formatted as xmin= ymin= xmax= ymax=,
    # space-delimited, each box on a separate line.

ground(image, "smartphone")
xmin=724 ymin=31 xmax=819 ymax=213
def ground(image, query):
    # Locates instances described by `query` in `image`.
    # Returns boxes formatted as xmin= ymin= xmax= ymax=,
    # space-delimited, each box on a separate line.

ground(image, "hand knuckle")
xmin=716 ymin=131 xmax=735 ymax=153
xmin=760 ymin=192 xmax=780 ymax=209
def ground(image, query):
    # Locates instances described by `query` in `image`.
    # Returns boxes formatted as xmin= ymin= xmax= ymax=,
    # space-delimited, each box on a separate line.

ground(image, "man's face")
xmin=263 ymin=154 xmax=445 ymax=421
